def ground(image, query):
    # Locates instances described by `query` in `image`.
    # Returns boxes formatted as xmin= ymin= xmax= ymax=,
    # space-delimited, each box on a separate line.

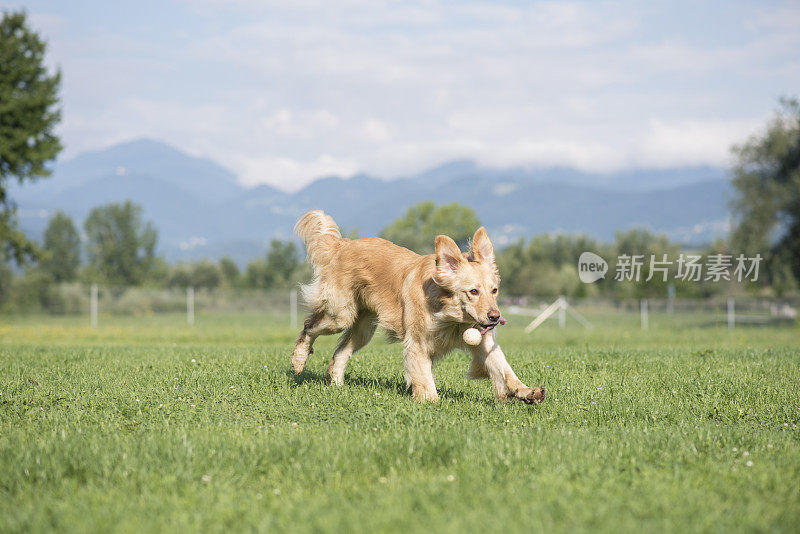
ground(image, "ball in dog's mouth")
xmin=463 ymin=328 xmax=482 ymax=345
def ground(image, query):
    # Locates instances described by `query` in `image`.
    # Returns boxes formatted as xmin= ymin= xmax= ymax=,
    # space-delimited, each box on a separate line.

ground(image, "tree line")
xmin=2 ymin=190 xmax=791 ymax=314
xmin=0 ymin=199 xmax=311 ymax=304
xmin=382 ymin=203 xmax=776 ymax=299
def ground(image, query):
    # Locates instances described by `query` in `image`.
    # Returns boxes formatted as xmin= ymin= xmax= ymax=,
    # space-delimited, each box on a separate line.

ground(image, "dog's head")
xmin=434 ymin=227 xmax=501 ymax=328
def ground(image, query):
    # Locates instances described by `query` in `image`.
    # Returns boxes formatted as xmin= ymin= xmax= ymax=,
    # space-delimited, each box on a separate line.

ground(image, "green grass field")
xmin=1 ymin=311 xmax=799 ymax=533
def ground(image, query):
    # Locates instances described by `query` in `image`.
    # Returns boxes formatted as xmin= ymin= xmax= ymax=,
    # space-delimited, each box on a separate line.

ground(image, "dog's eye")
xmin=492 ymin=288 xmax=498 ymax=294
xmin=469 ymin=289 xmax=479 ymax=295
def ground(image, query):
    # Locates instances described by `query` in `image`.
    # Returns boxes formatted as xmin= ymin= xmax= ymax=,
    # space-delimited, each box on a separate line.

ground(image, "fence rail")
xmin=506 ymin=295 xmax=798 ymax=331
xmin=2 ymin=283 xmax=798 ymax=332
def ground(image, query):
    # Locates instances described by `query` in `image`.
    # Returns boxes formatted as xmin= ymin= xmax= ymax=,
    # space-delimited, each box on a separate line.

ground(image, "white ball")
xmin=463 ymin=327 xmax=482 ymax=346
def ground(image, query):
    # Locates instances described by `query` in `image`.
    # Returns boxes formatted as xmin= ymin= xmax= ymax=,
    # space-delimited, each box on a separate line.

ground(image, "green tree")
xmin=244 ymin=258 xmax=269 ymax=289
xmin=380 ymin=202 xmax=481 ymax=254
xmin=167 ymin=263 xmax=191 ymax=288
xmin=10 ymin=268 xmax=60 ymax=312
xmin=0 ymin=261 xmax=11 ymax=306
xmin=731 ymin=97 xmax=800 ymax=294
xmin=0 ymin=11 xmax=62 ymax=264
xmin=84 ymin=201 xmax=157 ymax=285
xmin=494 ymin=239 xmax=534 ymax=296
xmin=243 ymin=241 xmax=301 ymax=289
xmin=613 ymin=228 xmax=680 ymax=298
xmin=219 ymin=256 xmax=240 ymax=287
xmin=191 ymin=260 xmax=221 ymax=289
xmin=42 ymin=211 xmax=79 ymax=282
xmin=147 ymin=257 xmax=170 ymax=287
xmin=495 ymin=233 xmax=608 ymax=297
xmin=265 ymin=239 xmax=299 ymax=287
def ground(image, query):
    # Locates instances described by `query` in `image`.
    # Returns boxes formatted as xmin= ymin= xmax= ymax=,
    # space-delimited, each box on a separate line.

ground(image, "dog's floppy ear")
xmin=470 ymin=227 xmax=495 ymax=266
xmin=435 ymin=235 xmax=464 ymax=284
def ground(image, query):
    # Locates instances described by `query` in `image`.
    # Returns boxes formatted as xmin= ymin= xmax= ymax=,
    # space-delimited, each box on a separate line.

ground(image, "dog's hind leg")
xmin=291 ymin=309 xmax=352 ymax=374
xmin=465 ymin=351 xmax=490 ymax=380
xmin=327 ymin=311 xmax=377 ymax=386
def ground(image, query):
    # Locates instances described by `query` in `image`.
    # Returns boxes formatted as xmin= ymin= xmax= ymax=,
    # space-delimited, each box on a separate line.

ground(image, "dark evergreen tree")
xmin=0 ymin=11 xmax=62 ymax=264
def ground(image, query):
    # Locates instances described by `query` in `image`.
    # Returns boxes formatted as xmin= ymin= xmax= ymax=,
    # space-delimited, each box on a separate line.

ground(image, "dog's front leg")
xmin=469 ymin=331 xmax=546 ymax=404
xmin=403 ymin=341 xmax=438 ymax=402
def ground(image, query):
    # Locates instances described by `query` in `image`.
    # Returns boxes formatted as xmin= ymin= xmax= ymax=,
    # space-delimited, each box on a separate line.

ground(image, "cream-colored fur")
xmin=291 ymin=210 xmax=546 ymax=404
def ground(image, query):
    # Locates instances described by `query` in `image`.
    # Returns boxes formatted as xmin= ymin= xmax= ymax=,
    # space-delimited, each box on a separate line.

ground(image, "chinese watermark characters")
xmin=578 ymin=252 xmax=762 ymax=283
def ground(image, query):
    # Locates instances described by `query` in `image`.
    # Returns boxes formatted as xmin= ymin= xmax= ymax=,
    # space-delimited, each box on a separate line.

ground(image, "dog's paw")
xmin=327 ymin=371 xmax=344 ymax=386
xmin=513 ymin=386 xmax=546 ymax=405
xmin=291 ymin=352 xmax=307 ymax=375
xmin=412 ymin=387 xmax=440 ymax=403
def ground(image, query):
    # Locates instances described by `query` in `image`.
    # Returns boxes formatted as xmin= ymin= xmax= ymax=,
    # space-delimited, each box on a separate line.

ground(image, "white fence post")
xmin=727 ymin=298 xmax=735 ymax=329
xmin=640 ymin=299 xmax=648 ymax=330
xmin=90 ymin=283 xmax=98 ymax=329
xmin=187 ymin=286 xmax=195 ymax=326
xmin=290 ymin=288 xmax=298 ymax=330
xmin=558 ymin=296 xmax=566 ymax=329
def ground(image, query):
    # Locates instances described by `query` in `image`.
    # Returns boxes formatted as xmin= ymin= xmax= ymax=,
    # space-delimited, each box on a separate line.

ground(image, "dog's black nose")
xmin=487 ymin=309 xmax=501 ymax=322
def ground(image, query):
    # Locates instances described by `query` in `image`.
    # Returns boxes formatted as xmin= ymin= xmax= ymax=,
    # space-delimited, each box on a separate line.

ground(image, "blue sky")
xmin=3 ymin=0 xmax=800 ymax=190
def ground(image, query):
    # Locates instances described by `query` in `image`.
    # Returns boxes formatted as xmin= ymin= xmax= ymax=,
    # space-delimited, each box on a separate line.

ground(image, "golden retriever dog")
xmin=290 ymin=210 xmax=546 ymax=404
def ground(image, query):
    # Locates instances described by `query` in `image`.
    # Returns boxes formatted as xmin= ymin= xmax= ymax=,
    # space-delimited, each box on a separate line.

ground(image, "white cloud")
xmin=360 ymin=118 xmax=391 ymax=144
xmin=258 ymin=108 xmax=340 ymax=140
xmin=236 ymin=154 xmax=359 ymax=190
xmin=19 ymin=0 xmax=800 ymax=189
xmin=637 ymin=117 xmax=765 ymax=168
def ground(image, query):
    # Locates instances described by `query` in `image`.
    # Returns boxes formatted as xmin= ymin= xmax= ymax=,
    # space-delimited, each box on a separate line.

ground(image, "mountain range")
xmin=12 ymin=138 xmax=732 ymax=265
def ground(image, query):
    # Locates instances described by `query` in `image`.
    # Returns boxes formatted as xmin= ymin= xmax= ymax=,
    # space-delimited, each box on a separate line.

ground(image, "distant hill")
xmin=12 ymin=138 xmax=732 ymax=264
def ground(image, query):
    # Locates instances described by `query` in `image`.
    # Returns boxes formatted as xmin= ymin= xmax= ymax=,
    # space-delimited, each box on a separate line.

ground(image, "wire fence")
xmin=2 ymin=282 xmax=797 ymax=332
xmin=6 ymin=283 xmax=297 ymax=323
xmin=505 ymin=295 xmax=798 ymax=331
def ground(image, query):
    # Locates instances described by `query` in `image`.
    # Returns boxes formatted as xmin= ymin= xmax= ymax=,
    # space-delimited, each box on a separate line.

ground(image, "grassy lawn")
xmin=1 ymin=311 xmax=799 ymax=533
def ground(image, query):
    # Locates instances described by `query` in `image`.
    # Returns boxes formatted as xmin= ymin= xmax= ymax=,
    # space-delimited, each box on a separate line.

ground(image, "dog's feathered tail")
xmin=294 ymin=209 xmax=341 ymax=290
